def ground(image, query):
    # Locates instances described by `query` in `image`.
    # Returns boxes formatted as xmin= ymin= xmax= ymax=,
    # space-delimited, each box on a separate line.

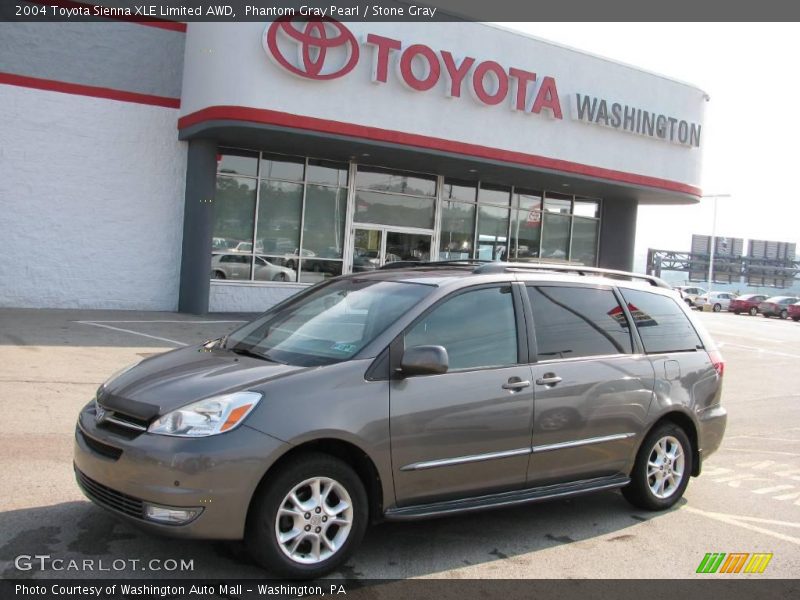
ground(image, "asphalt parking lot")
xmin=0 ymin=307 xmax=798 ymax=579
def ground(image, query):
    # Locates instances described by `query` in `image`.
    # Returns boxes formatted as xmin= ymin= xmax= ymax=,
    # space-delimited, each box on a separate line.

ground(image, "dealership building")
xmin=0 ymin=17 xmax=706 ymax=313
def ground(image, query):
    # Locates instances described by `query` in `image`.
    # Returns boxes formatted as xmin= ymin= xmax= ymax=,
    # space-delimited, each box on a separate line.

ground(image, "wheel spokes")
xmin=275 ymin=476 xmax=354 ymax=565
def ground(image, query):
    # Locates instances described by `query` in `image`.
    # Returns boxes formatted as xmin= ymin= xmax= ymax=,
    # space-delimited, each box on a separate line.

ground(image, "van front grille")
xmin=75 ymin=467 xmax=144 ymax=519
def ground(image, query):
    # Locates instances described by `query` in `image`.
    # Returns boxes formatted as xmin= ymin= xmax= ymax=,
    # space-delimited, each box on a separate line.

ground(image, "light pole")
xmin=703 ymin=194 xmax=731 ymax=299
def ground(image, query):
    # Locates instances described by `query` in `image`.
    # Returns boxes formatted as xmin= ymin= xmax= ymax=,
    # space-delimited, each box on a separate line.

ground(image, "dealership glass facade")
xmin=211 ymin=148 xmax=601 ymax=284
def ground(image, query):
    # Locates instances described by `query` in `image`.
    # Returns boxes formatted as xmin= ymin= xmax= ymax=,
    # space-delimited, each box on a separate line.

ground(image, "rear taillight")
xmin=708 ymin=349 xmax=725 ymax=377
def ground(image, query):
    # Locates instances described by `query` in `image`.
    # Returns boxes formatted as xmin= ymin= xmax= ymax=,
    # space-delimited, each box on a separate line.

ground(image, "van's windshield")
xmin=224 ymin=279 xmax=433 ymax=366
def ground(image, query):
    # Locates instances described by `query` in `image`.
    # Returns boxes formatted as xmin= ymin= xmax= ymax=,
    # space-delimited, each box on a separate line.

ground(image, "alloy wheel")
xmin=274 ymin=477 xmax=353 ymax=565
xmin=647 ymin=436 xmax=685 ymax=499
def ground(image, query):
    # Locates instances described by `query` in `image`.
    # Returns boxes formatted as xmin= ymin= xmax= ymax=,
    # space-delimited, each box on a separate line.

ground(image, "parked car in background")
xmin=697 ymin=291 xmax=737 ymax=312
xmin=758 ymin=296 xmax=800 ymax=319
xmin=787 ymin=301 xmax=800 ymax=322
xmin=728 ymin=294 xmax=768 ymax=316
xmin=211 ymin=254 xmax=296 ymax=282
xmin=674 ymin=286 xmax=707 ymax=308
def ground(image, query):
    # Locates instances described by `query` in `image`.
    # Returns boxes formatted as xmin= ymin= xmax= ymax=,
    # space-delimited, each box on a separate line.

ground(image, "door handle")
xmin=502 ymin=378 xmax=531 ymax=391
xmin=535 ymin=374 xmax=562 ymax=386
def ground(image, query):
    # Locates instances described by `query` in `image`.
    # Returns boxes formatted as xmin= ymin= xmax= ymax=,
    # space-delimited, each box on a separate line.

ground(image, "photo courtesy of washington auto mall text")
xmin=1 ymin=0 xmax=800 ymax=599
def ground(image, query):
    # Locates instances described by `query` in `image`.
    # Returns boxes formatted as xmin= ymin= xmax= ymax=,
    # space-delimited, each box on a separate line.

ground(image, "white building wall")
xmin=0 ymin=85 xmax=187 ymax=309
xmin=208 ymin=282 xmax=306 ymax=313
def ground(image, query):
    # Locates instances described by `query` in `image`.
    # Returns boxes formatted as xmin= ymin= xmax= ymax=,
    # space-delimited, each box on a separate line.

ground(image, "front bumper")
xmin=74 ymin=401 xmax=289 ymax=540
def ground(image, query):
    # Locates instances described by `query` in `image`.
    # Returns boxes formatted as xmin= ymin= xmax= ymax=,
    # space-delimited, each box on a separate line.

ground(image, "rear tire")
xmin=245 ymin=453 xmax=368 ymax=579
xmin=780 ymin=310 xmax=788 ymax=320
xmin=713 ymin=303 xmax=721 ymax=312
xmin=748 ymin=307 xmax=758 ymax=316
xmin=622 ymin=423 xmax=693 ymax=511
xmin=733 ymin=310 xmax=740 ymax=315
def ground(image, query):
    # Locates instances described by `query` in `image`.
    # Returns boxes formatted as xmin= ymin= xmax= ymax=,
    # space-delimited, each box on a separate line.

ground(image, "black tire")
xmin=733 ymin=310 xmax=740 ymax=315
xmin=213 ymin=270 xmax=226 ymax=280
xmin=622 ymin=423 xmax=693 ymax=511
xmin=272 ymin=272 xmax=288 ymax=282
xmin=245 ymin=453 xmax=368 ymax=579
xmin=713 ymin=303 xmax=721 ymax=312
xmin=763 ymin=313 xmax=770 ymax=318
xmin=748 ymin=307 xmax=758 ymax=316
xmin=780 ymin=310 xmax=788 ymax=320
xmin=792 ymin=317 xmax=799 ymax=322
xmin=684 ymin=299 xmax=693 ymax=307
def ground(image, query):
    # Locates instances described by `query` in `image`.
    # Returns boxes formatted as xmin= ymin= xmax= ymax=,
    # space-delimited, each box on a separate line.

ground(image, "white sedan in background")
xmin=211 ymin=254 xmax=296 ymax=281
xmin=697 ymin=291 xmax=737 ymax=312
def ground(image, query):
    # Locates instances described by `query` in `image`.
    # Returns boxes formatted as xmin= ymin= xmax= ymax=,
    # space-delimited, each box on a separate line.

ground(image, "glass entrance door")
xmin=351 ymin=228 xmax=432 ymax=272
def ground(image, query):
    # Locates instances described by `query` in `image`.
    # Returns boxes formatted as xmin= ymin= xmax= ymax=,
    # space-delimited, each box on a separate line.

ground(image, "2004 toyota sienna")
xmin=74 ymin=262 xmax=727 ymax=578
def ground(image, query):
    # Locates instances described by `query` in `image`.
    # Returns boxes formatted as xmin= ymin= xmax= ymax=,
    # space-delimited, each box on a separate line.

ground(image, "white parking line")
xmin=76 ymin=321 xmax=188 ymax=347
xmin=717 ymin=343 xmax=800 ymax=359
xmin=723 ymin=448 xmax=800 ymax=457
xmin=683 ymin=506 xmax=800 ymax=545
xmin=712 ymin=333 xmax=785 ymax=345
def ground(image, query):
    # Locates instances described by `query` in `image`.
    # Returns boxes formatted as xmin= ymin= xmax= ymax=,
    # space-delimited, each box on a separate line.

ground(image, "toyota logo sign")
xmin=264 ymin=16 xmax=359 ymax=80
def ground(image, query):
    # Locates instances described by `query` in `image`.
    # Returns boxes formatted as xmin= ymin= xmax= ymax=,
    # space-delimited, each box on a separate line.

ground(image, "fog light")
xmin=144 ymin=503 xmax=202 ymax=524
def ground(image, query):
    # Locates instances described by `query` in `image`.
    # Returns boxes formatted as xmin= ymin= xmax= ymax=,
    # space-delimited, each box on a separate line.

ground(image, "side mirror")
xmin=400 ymin=345 xmax=449 ymax=376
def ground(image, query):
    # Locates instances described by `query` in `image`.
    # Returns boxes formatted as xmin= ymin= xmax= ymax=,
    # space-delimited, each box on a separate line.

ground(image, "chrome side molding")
xmin=532 ymin=432 xmax=636 ymax=454
xmin=400 ymin=447 xmax=531 ymax=471
xmin=401 ymin=433 xmax=637 ymax=471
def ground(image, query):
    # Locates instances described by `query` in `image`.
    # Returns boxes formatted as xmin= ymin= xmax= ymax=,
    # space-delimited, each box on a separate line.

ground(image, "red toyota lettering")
xmin=399 ymin=44 xmax=440 ymax=91
xmin=472 ymin=61 xmax=509 ymax=106
xmin=440 ymin=51 xmax=475 ymax=98
xmin=366 ymin=33 xmax=401 ymax=83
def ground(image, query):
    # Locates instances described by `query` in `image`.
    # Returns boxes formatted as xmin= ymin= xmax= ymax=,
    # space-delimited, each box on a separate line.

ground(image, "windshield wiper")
xmin=229 ymin=347 xmax=281 ymax=363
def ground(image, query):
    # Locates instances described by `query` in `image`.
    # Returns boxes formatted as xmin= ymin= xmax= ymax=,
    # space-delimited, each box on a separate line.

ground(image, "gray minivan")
xmin=74 ymin=262 xmax=727 ymax=578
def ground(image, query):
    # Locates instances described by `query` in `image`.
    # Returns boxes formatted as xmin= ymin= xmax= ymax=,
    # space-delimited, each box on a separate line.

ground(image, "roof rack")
xmin=379 ymin=259 xmax=490 ymax=270
xmin=473 ymin=262 xmax=671 ymax=288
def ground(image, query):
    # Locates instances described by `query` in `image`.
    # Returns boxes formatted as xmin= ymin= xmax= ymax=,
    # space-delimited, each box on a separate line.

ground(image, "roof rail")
xmin=473 ymin=262 xmax=671 ymax=288
xmin=379 ymin=259 xmax=490 ymax=270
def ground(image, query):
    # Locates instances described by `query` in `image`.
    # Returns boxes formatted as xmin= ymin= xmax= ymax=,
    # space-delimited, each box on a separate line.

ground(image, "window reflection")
xmin=354 ymin=191 xmax=435 ymax=229
xmin=440 ymin=200 xmax=475 ymax=260
xmin=212 ymin=150 xmax=346 ymax=283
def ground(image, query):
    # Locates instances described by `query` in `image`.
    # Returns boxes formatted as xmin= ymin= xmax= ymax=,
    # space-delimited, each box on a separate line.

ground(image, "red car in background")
xmin=758 ymin=296 xmax=800 ymax=319
xmin=728 ymin=294 xmax=767 ymax=316
xmin=788 ymin=301 xmax=800 ymax=322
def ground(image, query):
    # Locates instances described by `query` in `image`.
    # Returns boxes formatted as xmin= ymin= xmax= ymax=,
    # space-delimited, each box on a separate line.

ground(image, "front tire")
xmin=749 ymin=307 xmax=758 ymax=316
xmin=713 ymin=303 xmax=721 ymax=312
xmin=622 ymin=423 xmax=692 ymax=511
xmin=245 ymin=453 xmax=368 ymax=579
xmin=780 ymin=310 xmax=788 ymax=320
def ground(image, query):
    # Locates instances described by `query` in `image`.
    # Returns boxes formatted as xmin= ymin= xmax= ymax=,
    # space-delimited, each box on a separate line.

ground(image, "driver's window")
xmin=405 ymin=287 xmax=518 ymax=370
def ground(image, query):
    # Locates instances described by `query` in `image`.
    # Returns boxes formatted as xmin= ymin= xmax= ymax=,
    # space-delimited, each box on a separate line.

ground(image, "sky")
xmin=499 ymin=23 xmax=800 ymax=273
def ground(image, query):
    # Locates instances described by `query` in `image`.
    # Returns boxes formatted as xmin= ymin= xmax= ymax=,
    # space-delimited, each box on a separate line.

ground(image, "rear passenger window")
xmin=527 ymin=286 xmax=633 ymax=360
xmin=405 ymin=287 xmax=518 ymax=370
xmin=619 ymin=289 xmax=703 ymax=353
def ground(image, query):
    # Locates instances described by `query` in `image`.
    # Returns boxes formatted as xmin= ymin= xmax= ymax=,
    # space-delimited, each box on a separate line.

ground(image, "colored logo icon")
xmin=264 ymin=16 xmax=360 ymax=80
xmin=696 ymin=552 xmax=773 ymax=574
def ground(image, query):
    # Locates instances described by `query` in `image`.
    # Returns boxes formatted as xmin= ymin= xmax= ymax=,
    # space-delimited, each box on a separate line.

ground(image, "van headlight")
xmin=147 ymin=391 xmax=262 ymax=437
